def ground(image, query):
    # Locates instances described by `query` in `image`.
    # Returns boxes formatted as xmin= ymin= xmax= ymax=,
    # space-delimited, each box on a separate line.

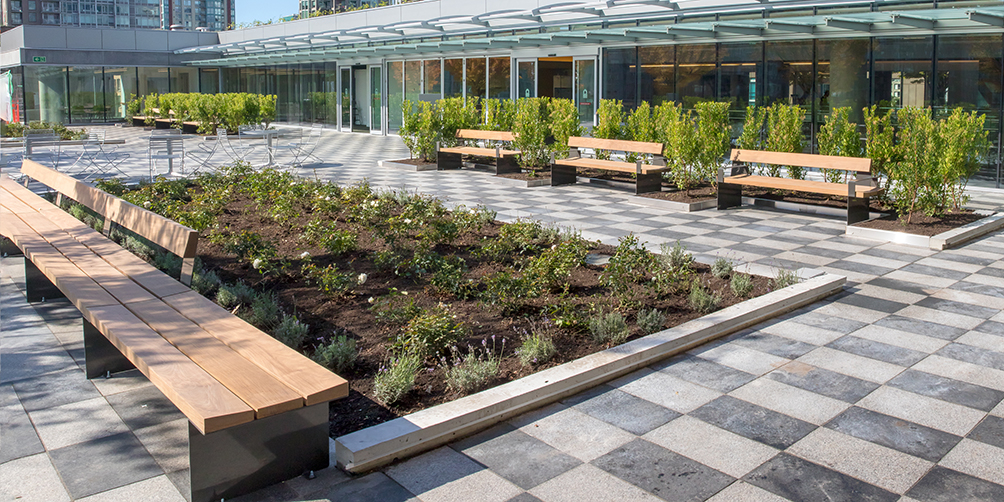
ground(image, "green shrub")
xmin=481 ymin=270 xmax=538 ymax=313
xmin=452 ymin=204 xmax=496 ymax=232
xmin=302 ymin=263 xmax=356 ymax=297
xmin=637 ymin=308 xmax=666 ymax=335
xmin=373 ymin=353 xmax=422 ymax=405
xmin=731 ymin=273 xmax=754 ymax=298
xmin=371 ymin=289 xmax=422 ymax=324
xmin=192 ymin=268 xmax=221 ymax=296
xmin=245 ymin=292 xmax=282 ymax=330
xmin=660 ymin=241 xmax=693 ymax=271
xmin=766 ymin=104 xmax=806 ymax=179
xmin=863 ymin=105 xmax=898 ymax=193
xmin=516 ymin=331 xmax=556 ymax=366
xmin=478 ymin=219 xmax=552 ymax=260
xmin=512 ymin=97 xmax=551 ymax=169
xmin=588 ymin=311 xmax=630 ymax=345
xmin=400 ymin=99 xmax=439 ymax=162
xmin=302 ymin=220 xmax=357 ymax=256
xmin=934 ymin=107 xmax=989 ymax=213
xmin=443 ymin=343 xmax=501 ymax=395
xmin=547 ymin=98 xmax=583 ymax=155
xmin=817 ymin=107 xmax=862 ymax=183
xmin=437 ymin=96 xmax=480 ymax=148
xmin=273 ymin=313 xmax=309 ymax=348
xmin=694 ymin=101 xmax=732 ymax=184
xmin=736 ymin=105 xmax=767 ymax=151
xmin=313 ymin=334 xmax=357 ymax=374
xmin=626 ymin=101 xmax=655 ymax=162
xmin=601 ymin=234 xmax=656 ymax=295
xmin=772 ymin=266 xmax=800 ymax=290
xmin=594 ymin=99 xmax=626 ymax=159
xmin=524 ymin=239 xmax=589 ymax=293
xmin=711 ymin=256 xmax=733 ymax=279
xmin=154 ymin=252 xmax=182 ymax=276
xmin=689 ymin=282 xmax=721 ymax=314
xmin=660 ymin=102 xmax=700 ymax=190
xmin=394 ymin=307 xmax=468 ymax=358
xmin=430 ymin=256 xmax=474 ymax=299
xmin=483 ymin=98 xmax=516 ymax=132
xmin=216 ymin=282 xmax=255 ymax=309
xmin=122 ymin=235 xmax=155 ymax=261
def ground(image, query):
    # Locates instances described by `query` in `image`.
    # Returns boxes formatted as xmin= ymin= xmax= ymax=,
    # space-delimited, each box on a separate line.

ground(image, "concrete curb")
xmin=846 ymin=211 xmax=1003 ymax=250
xmin=379 ymin=159 xmax=438 ymax=172
xmin=629 ymin=196 xmax=717 ymax=213
xmin=334 ymin=272 xmax=846 ymax=473
xmin=491 ymin=175 xmax=551 ymax=188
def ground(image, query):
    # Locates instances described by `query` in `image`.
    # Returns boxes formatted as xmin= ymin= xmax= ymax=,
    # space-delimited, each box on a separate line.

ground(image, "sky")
xmin=235 ymin=0 xmax=298 ymax=26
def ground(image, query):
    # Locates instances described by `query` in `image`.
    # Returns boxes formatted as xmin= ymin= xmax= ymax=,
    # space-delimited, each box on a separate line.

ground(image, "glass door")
xmin=516 ymin=59 xmax=537 ymax=99
xmin=370 ymin=66 xmax=382 ymax=134
xmin=574 ymin=57 xmax=597 ymax=125
xmin=339 ymin=67 xmax=351 ymax=132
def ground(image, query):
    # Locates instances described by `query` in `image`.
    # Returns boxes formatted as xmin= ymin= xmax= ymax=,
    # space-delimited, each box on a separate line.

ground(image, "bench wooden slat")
xmin=163 ymin=290 xmax=349 ymax=406
xmin=84 ymin=304 xmax=255 ymax=434
xmin=568 ymin=136 xmax=664 ymax=155
xmin=723 ymin=174 xmax=883 ymax=197
xmin=438 ymin=146 xmax=520 ymax=157
xmin=731 ymin=149 xmax=872 ymax=173
xmin=121 ymin=299 xmax=305 ymax=419
xmin=456 ymin=129 xmax=515 ymax=142
xmin=20 ymin=160 xmax=199 ymax=259
xmin=555 ymin=157 xmax=669 ymax=175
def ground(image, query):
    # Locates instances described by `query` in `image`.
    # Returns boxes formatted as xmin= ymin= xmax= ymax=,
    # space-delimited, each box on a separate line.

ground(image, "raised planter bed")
xmin=493 ymin=173 xmax=550 ymax=188
xmin=335 ymin=270 xmax=845 ymax=472
xmin=847 ymin=211 xmax=1004 ymax=250
xmin=379 ymin=159 xmax=438 ymax=172
xmin=742 ymin=196 xmax=886 ymax=221
xmin=630 ymin=196 xmax=716 ymax=212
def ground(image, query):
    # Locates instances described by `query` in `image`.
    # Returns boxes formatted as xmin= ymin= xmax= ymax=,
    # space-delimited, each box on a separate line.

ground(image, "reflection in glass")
xmin=465 ymin=58 xmax=486 ymax=100
xmin=443 ymin=59 xmax=463 ymax=98
xmin=639 ymin=46 xmax=674 ymax=105
xmin=371 ymin=66 xmax=382 ymax=131
xmin=575 ymin=59 xmax=595 ymax=123
xmin=517 ymin=60 xmax=536 ymax=99
xmin=68 ymin=67 xmax=104 ymax=123
xmin=817 ymin=39 xmax=869 ymax=122
xmin=103 ymin=67 xmax=136 ymax=121
xmin=388 ymin=61 xmax=404 ymax=132
xmin=488 ymin=57 xmax=510 ymax=100
xmin=138 ymin=67 xmax=169 ymax=96
xmin=765 ymin=40 xmax=813 ymax=107
xmin=171 ymin=67 xmax=198 ymax=93
xmin=405 ymin=60 xmax=421 ymax=104
xmin=676 ymin=44 xmax=716 ymax=109
xmin=872 ymin=36 xmax=933 ymax=113
xmin=602 ymin=48 xmax=636 ymax=108
xmin=24 ymin=66 xmax=67 ymax=124
xmin=424 ymin=60 xmax=441 ymax=95
xmin=719 ymin=43 xmax=761 ymax=111
xmin=200 ymin=68 xmax=219 ymax=95
xmin=340 ymin=67 xmax=351 ymax=129
xmin=323 ymin=62 xmax=338 ymax=127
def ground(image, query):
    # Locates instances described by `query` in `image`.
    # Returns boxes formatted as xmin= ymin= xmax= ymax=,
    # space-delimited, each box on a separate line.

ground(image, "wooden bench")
xmin=551 ymin=137 xmax=668 ymax=195
xmin=437 ymin=129 xmax=521 ymax=174
xmin=2 ymin=164 xmax=348 ymax=502
xmin=718 ymin=149 xmax=881 ymax=225
xmin=19 ymin=160 xmax=199 ymax=286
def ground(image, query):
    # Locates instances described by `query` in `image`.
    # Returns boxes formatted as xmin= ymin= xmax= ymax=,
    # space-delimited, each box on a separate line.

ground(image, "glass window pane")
xmin=488 ymin=57 xmax=510 ymax=100
xmin=200 ymin=68 xmax=219 ymax=94
xmin=388 ymin=61 xmax=403 ymax=132
xmin=24 ymin=65 xmax=68 ymax=124
xmin=765 ymin=40 xmax=813 ymax=107
xmin=719 ymin=42 xmax=761 ymax=111
xmin=465 ymin=58 xmax=486 ymax=100
xmin=405 ymin=60 xmax=421 ymax=103
xmin=872 ymin=36 xmax=934 ymax=112
xmin=222 ymin=68 xmax=240 ymax=93
xmin=602 ymin=48 xmax=636 ymax=108
xmin=575 ymin=59 xmax=595 ymax=123
xmin=423 ymin=59 xmax=441 ymax=95
xmin=371 ymin=66 xmax=382 ymax=131
xmin=138 ymin=67 xmax=169 ymax=96
xmin=443 ymin=59 xmax=463 ymax=98
xmin=340 ymin=67 xmax=351 ymax=128
xmin=67 ymin=66 xmax=104 ymax=123
xmin=676 ymin=44 xmax=716 ymax=109
xmin=639 ymin=45 xmax=674 ymax=105
xmin=817 ymin=39 xmax=870 ymax=122
xmin=324 ymin=62 xmax=338 ymax=127
xmin=517 ymin=61 xmax=535 ymax=99
xmin=103 ymin=67 xmax=136 ymax=121
xmin=170 ymin=67 xmax=198 ymax=93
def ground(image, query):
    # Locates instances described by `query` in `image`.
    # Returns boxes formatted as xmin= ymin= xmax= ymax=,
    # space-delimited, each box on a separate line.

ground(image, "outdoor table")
xmin=240 ymin=129 xmax=294 ymax=167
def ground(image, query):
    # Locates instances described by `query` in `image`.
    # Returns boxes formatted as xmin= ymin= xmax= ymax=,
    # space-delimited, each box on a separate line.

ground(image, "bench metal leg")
xmin=1 ymin=237 xmax=21 ymax=257
xmin=847 ymin=196 xmax=870 ymax=225
xmin=84 ymin=319 xmax=135 ymax=379
xmin=25 ymin=259 xmax=63 ymax=303
xmin=437 ymin=151 xmax=462 ymax=170
xmin=636 ymin=173 xmax=661 ymax=195
xmin=718 ymin=182 xmax=742 ymax=210
xmin=189 ymin=402 xmax=329 ymax=502
xmin=551 ymin=164 xmax=577 ymax=186
xmin=179 ymin=256 xmax=195 ymax=287
xmin=496 ymin=155 xmax=521 ymax=175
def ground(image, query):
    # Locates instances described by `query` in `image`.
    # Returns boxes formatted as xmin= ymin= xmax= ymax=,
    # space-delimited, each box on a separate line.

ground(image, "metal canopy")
xmin=185 ymin=2 xmax=1004 ymax=67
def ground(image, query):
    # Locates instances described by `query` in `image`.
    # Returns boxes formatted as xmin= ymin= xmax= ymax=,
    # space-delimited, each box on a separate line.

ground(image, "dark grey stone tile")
xmin=860 ymin=247 xmax=922 ymax=264
xmin=689 ymin=396 xmax=816 ymax=450
xmin=11 ymin=367 xmax=100 ymax=412
xmin=744 ymin=453 xmax=898 ymax=502
xmin=743 ymin=224 xmax=790 ymax=234
xmin=166 ymin=469 xmax=191 ymax=502
xmin=728 ymin=242 xmax=790 ymax=258
xmin=646 ymin=229 xmax=695 ymax=241
xmin=562 ymin=386 xmax=680 ymax=436
xmin=906 ymin=466 xmax=1004 ymax=502
xmin=968 ymin=415 xmax=1004 ymax=450
xmin=451 ymin=424 xmax=581 ymax=490
xmin=676 ymin=240 xmax=716 ymax=253
xmin=768 ymin=363 xmax=879 ymax=403
xmin=951 ymin=281 xmax=1004 ymax=299
xmin=865 ymin=277 xmax=932 ymax=297
xmin=874 ymin=316 xmax=967 ymax=341
xmin=888 ymin=370 xmax=1004 ymax=412
xmin=48 ymin=431 xmax=163 ymax=499
xmin=824 ymin=407 xmax=961 ymax=463
xmin=0 ymin=401 xmax=44 ymax=463
xmin=731 ymin=332 xmax=817 ymax=359
xmin=826 ymin=336 xmax=928 ymax=366
xmin=833 ymin=293 xmax=909 ymax=314
xmin=506 ymin=493 xmax=543 ymax=502
xmin=703 ymin=231 xmax=753 ymax=243
xmin=652 ymin=355 xmax=757 ymax=393
xmin=826 ymin=260 xmax=896 ymax=277
xmin=974 ymin=266 xmax=1004 ymax=279
xmin=935 ymin=253 xmax=996 ymax=267
xmin=767 ymin=232 xmax=817 ymax=246
xmin=915 ymin=297 xmax=999 ymax=319
xmin=788 ymin=311 xmax=868 ymax=335
xmin=756 ymin=257 xmax=813 ymax=272
xmin=229 ymin=482 xmax=301 ymax=502
xmin=937 ymin=343 xmax=1004 ymax=372
xmin=794 ymin=245 xmax=853 ymax=260
xmin=900 ymin=263 xmax=969 ymax=281
xmin=591 ymin=439 xmax=734 ymax=502
xmin=975 ymin=320 xmax=1004 ymax=337
xmin=802 ymin=224 xmax=847 ymax=236
xmin=106 ymin=385 xmax=185 ymax=431
xmin=303 ymin=472 xmax=417 ymax=502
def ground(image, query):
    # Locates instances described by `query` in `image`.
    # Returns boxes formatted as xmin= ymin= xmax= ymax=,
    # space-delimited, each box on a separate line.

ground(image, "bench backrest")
xmin=732 ymin=149 xmax=871 ymax=173
xmin=568 ymin=136 xmax=664 ymax=155
xmin=20 ymin=159 xmax=199 ymax=283
xmin=456 ymin=129 xmax=515 ymax=142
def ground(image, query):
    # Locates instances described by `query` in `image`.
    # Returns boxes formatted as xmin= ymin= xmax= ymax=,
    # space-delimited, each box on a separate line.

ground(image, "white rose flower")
xmin=357 ymin=273 xmax=368 ymax=285
xmin=299 ymin=251 xmax=311 ymax=259
xmin=252 ymin=258 xmax=263 ymax=269
xmin=368 ymin=297 xmax=375 ymax=304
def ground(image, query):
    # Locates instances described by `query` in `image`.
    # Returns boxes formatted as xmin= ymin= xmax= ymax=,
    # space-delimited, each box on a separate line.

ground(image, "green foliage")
xmin=224 ymin=230 xmax=279 ymax=273
xmin=936 ymin=108 xmax=989 ymax=212
xmin=817 ymin=107 xmax=863 ymax=183
xmin=863 ymin=105 xmax=898 ymax=187
xmin=430 ymin=256 xmax=474 ymax=299
xmin=371 ymin=289 xmax=422 ymax=324
xmin=694 ymin=101 xmax=732 ymax=185
xmin=478 ymin=219 xmax=554 ymax=260
xmin=766 ymin=104 xmax=806 ymax=179
xmin=548 ymin=98 xmax=583 ymax=155
xmin=711 ymin=256 xmax=733 ymax=279
xmin=192 ymin=268 xmax=221 ymax=297
xmin=481 ymin=270 xmax=538 ymax=313
xmin=601 ymin=234 xmax=657 ymax=296
xmin=400 ymin=99 xmax=439 ymax=162
xmin=688 ymin=281 xmax=721 ymax=314
xmin=313 ymin=334 xmax=358 ymax=374
xmin=772 ymin=266 xmax=800 ymax=289
xmin=736 ymin=106 xmax=767 ymax=151
xmin=2 ymin=120 xmax=86 ymax=140
xmin=512 ymin=97 xmax=551 ymax=168
xmin=303 ymin=220 xmax=357 ymax=256
xmin=660 ymin=102 xmax=700 ymax=190
xmin=588 ymin=311 xmax=630 ymax=345
xmin=594 ymin=99 xmax=626 ymax=159
xmin=442 ymin=342 xmax=501 ymax=395
xmin=244 ymin=291 xmax=282 ymax=330
xmin=302 ymin=262 xmax=356 ymax=297
xmin=437 ymin=96 xmax=481 ymax=148
xmin=523 ymin=239 xmax=589 ymax=293
xmin=452 ymin=204 xmax=496 ymax=232
xmin=661 ymin=241 xmax=694 ymax=271
xmin=483 ymin=99 xmax=517 ymax=132
xmin=890 ymin=107 xmax=939 ymax=221
xmin=373 ymin=353 xmax=422 ymax=405
xmin=273 ymin=313 xmax=309 ymax=349
xmin=626 ymin=102 xmax=655 ymax=163
xmin=517 ymin=329 xmax=556 ymax=366
xmin=394 ymin=307 xmax=468 ymax=358
xmin=731 ymin=272 xmax=754 ymax=298
xmin=637 ymin=308 xmax=666 ymax=335
xmin=216 ymin=282 xmax=255 ymax=309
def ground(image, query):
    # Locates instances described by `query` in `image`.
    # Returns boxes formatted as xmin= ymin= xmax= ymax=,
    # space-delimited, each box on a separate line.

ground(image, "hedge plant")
xmin=817 ymin=107 xmax=862 ymax=183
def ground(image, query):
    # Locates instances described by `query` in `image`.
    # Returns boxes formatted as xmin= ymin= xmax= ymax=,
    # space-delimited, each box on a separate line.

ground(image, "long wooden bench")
xmin=1 ymin=165 xmax=348 ymax=502
xmin=551 ymin=137 xmax=668 ymax=194
xmin=718 ymin=149 xmax=881 ymax=225
xmin=437 ymin=129 xmax=521 ymax=174
xmin=19 ymin=160 xmax=199 ymax=286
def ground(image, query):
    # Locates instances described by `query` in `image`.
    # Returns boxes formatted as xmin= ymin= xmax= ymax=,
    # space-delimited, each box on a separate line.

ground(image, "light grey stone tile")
xmin=510 ymin=406 xmax=635 ymax=463
xmin=529 ymin=464 xmax=663 ymax=502
xmin=643 ymin=415 xmax=778 ymax=478
xmin=729 ymin=378 xmax=850 ymax=425
xmin=857 ymin=386 xmax=985 ymax=436
xmin=29 ymin=396 xmax=130 ymax=450
xmin=0 ymin=453 xmax=71 ymax=502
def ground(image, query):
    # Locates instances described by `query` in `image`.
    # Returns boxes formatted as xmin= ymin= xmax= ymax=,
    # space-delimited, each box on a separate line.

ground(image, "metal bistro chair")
xmin=69 ymin=131 xmax=130 ymax=181
xmin=288 ymin=124 xmax=324 ymax=167
xmin=148 ymin=129 xmax=185 ymax=181
xmin=186 ymin=128 xmax=230 ymax=174
xmin=237 ymin=124 xmax=266 ymax=166
xmin=23 ymin=129 xmax=61 ymax=168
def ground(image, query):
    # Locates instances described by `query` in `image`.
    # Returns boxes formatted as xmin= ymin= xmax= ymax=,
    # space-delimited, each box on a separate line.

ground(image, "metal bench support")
xmin=847 ymin=196 xmax=870 ymax=225
xmin=717 ymin=182 xmax=742 ymax=210
xmin=1 ymin=236 xmax=22 ymax=257
xmin=636 ymin=172 xmax=662 ymax=195
xmin=25 ymin=259 xmax=64 ymax=303
xmin=496 ymin=154 xmax=521 ymax=175
xmin=83 ymin=319 xmax=135 ymax=379
xmin=437 ymin=150 xmax=463 ymax=170
xmin=551 ymin=163 xmax=577 ymax=186
xmin=189 ymin=401 xmax=329 ymax=502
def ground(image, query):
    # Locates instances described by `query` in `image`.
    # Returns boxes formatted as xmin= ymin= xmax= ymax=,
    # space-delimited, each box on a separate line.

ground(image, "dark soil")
xmin=578 ymin=168 xmax=676 ymax=188
xmin=853 ymin=210 xmax=986 ymax=236
xmin=496 ymin=171 xmax=551 ymax=182
xmin=638 ymin=185 xmax=717 ymax=203
xmin=195 ymin=193 xmax=771 ymax=439
xmin=388 ymin=158 xmax=437 ymax=167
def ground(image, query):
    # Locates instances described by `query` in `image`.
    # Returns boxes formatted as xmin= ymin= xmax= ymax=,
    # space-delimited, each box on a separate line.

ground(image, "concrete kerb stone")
xmin=378 ymin=159 xmax=438 ymax=172
xmin=335 ymin=272 xmax=846 ymax=473
xmin=628 ymin=196 xmax=717 ymax=213
xmin=845 ymin=211 xmax=1003 ymax=250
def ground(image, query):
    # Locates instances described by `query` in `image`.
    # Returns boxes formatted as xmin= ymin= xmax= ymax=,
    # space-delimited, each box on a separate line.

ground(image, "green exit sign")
xmin=32 ymin=56 xmax=46 ymax=63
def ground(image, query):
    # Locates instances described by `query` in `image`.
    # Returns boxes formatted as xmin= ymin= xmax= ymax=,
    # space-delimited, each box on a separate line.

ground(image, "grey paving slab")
xmin=975 ymin=320 xmax=1004 ymax=336
xmin=48 ymin=431 xmax=163 ymax=499
xmin=0 ymin=453 xmax=72 ymax=502
xmin=915 ymin=297 xmax=1001 ymax=319
xmin=591 ymin=438 xmax=734 ymax=502
xmin=865 ymin=277 xmax=935 ymax=297
xmin=767 ymin=362 xmax=880 ymax=404
xmin=900 ymin=263 xmax=971 ymax=282
xmin=888 ymin=370 xmax=1004 ymax=413
xmin=874 ymin=316 xmax=967 ymax=341
xmin=824 ymin=406 xmax=962 ymax=463
xmin=784 ymin=310 xmax=868 ymax=335
xmin=729 ymin=332 xmax=818 ymax=359
xmin=302 ymin=472 xmax=418 ymax=502
xmin=506 ymin=493 xmax=544 ymax=502
xmin=937 ymin=343 xmax=1004 ymax=372
xmin=689 ymin=396 xmax=816 ymax=450
xmin=951 ymin=280 xmax=1004 ymax=299
xmin=11 ymin=367 xmax=101 ymax=413
xmin=0 ymin=400 xmax=45 ymax=464
xmin=560 ymin=385 xmax=680 ymax=436
xmin=859 ymin=247 xmax=924 ymax=264
xmin=651 ymin=355 xmax=757 ymax=393
xmin=832 ymin=291 xmax=910 ymax=314
xmin=105 ymin=385 xmax=185 ymax=431
xmin=967 ymin=415 xmax=1004 ymax=451
xmin=906 ymin=466 xmax=1004 ymax=502
xmin=826 ymin=336 xmax=929 ymax=367
xmin=451 ymin=424 xmax=582 ymax=490
xmin=744 ymin=453 xmax=898 ymax=502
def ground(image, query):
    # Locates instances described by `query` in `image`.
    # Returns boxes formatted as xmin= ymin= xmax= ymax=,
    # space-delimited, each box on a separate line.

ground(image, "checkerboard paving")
xmin=3 ymin=127 xmax=1004 ymax=501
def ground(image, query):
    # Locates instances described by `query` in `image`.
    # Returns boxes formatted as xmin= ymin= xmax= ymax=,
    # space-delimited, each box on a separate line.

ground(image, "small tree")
xmin=736 ymin=106 xmax=766 ymax=151
xmin=483 ymin=98 xmax=516 ymax=132
xmin=889 ymin=107 xmax=939 ymax=223
xmin=817 ymin=107 xmax=862 ymax=184
xmin=694 ymin=101 xmax=731 ymax=187
xmin=512 ymin=97 xmax=550 ymax=169
xmin=660 ymin=102 xmax=699 ymax=191
xmin=863 ymin=105 xmax=899 ymax=195
xmin=548 ymin=98 xmax=582 ymax=159
xmin=400 ymin=99 xmax=439 ymax=162
xmin=766 ymin=104 xmax=806 ymax=179
xmin=594 ymin=99 xmax=626 ymax=160
xmin=936 ymin=108 xmax=989 ymax=212
xmin=437 ymin=96 xmax=480 ymax=148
